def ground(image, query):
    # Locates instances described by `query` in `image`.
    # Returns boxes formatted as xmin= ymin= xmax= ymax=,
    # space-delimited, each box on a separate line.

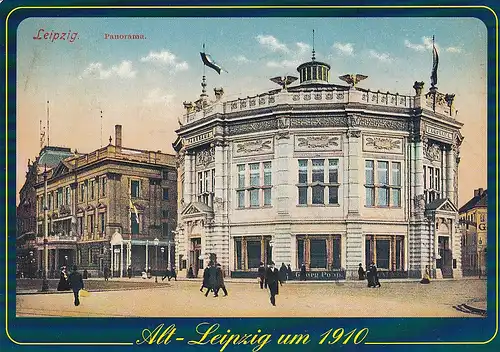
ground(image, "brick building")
xmin=31 ymin=125 xmax=177 ymax=278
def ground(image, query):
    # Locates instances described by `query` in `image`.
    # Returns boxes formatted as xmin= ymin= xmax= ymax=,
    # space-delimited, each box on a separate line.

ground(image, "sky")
xmin=16 ymin=17 xmax=488 ymax=206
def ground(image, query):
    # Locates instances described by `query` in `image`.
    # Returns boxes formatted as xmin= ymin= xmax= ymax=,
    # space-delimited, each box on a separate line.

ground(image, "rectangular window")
xmin=247 ymin=241 xmax=261 ymax=269
xmin=378 ymin=161 xmax=389 ymax=185
xmin=163 ymin=188 xmax=169 ymax=200
xmin=298 ymin=186 xmax=308 ymax=205
xmin=263 ymin=162 xmax=271 ymax=185
xmin=162 ymin=222 xmax=169 ymax=237
xmin=392 ymin=189 xmax=401 ymax=207
xmin=235 ymin=240 xmax=242 ymax=270
xmin=101 ymin=177 xmax=107 ymax=197
xmin=204 ymin=170 xmax=210 ymax=193
xmin=312 ymin=185 xmax=324 ymax=205
xmin=366 ymin=187 xmax=375 ymax=207
xmin=90 ymin=180 xmax=95 ymax=200
xmin=332 ymin=238 xmax=341 ymax=269
xmin=328 ymin=186 xmax=338 ymax=205
xmin=249 ymin=163 xmax=260 ymax=186
xmin=376 ymin=239 xmax=390 ymax=269
xmin=378 ymin=187 xmax=389 ymax=207
xmin=237 ymin=165 xmax=245 ymax=188
xmin=435 ymin=168 xmax=440 ymax=192
xmin=131 ymin=180 xmax=140 ymax=198
xmin=79 ymin=183 xmax=85 ymax=202
xmin=298 ymin=160 xmax=308 ymax=184
xmin=392 ymin=162 xmax=401 ymax=186
xmin=263 ymin=188 xmax=271 ymax=206
xmin=237 ymin=191 xmax=245 ymax=208
xmin=312 ymin=159 xmax=324 ymax=182
xmin=310 ymin=239 xmax=327 ymax=268
xmin=162 ymin=170 xmax=168 ymax=180
xmin=198 ymin=172 xmax=203 ymax=194
xmin=249 ymin=189 xmax=259 ymax=207
xmin=297 ymin=239 xmax=304 ymax=267
xmin=328 ymin=159 xmax=338 ymax=183
xmin=65 ymin=187 xmax=71 ymax=206
xmin=78 ymin=217 xmax=83 ymax=235
xmin=429 ymin=167 xmax=434 ymax=189
xmin=99 ymin=213 xmax=106 ymax=234
xmin=87 ymin=214 xmax=94 ymax=235
xmin=365 ymin=160 xmax=374 ymax=185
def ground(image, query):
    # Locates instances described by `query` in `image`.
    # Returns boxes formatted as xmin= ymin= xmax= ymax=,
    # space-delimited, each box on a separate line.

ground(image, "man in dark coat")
xmin=187 ymin=265 xmax=194 ymax=278
xmin=279 ymin=263 xmax=287 ymax=285
xmin=57 ymin=266 xmax=71 ymax=291
xmin=68 ymin=265 xmax=84 ymax=306
xmin=370 ymin=262 xmax=381 ymax=288
xmin=358 ymin=263 xmax=365 ymax=280
xmin=300 ymin=263 xmax=307 ymax=281
xmin=214 ymin=263 xmax=228 ymax=297
xmin=287 ymin=264 xmax=293 ymax=281
xmin=200 ymin=265 xmax=210 ymax=293
xmin=127 ymin=266 xmax=132 ymax=279
xmin=266 ymin=261 xmax=281 ymax=306
xmin=103 ymin=266 xmax=110 ymax=281
xmin=258 ymin=262 xmax=266 ymax=289
xmin=207 ymin=262 xmax=219 ymax=297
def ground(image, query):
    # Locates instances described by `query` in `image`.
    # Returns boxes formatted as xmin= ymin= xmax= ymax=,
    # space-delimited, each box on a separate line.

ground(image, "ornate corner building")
xmin=173 ymin=56 xmax=463 ymax=280
xmin=18 ymin=126 xmax=177 ymax=279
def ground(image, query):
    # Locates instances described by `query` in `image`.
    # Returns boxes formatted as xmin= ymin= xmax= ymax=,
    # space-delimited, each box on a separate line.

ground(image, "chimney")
xmin=115 ymin=125 xmax=122 ymax=147
xmin=478 ymin=188 xmax=484 ymax=196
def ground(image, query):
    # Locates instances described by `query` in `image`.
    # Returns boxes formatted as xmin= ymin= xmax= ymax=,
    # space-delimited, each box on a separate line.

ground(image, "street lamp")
xmin=154 ymin=238 xmax=159 ymax=283
xmin=478 ymin=238 xmax=483 ymax=278
xmin=160 ymin=247 xmax=165 ymax=273
xmin=41 ymin=164 xmax=49 ymax=292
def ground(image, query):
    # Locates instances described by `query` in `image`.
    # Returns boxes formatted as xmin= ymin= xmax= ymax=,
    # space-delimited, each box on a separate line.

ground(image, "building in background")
xmin=16 ymin=146 xmax=75 ymax=278
xmin=173 ymin=51 xmax=464 ymax=280
xmin=459 ymin=188 xmax=488 ymax=276
xmin=24 ymin=125 xmax=177 ymax=278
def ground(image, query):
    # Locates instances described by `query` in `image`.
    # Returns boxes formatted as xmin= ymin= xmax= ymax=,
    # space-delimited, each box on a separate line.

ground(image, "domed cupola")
xmin=296 ymin=37 xmax=331 ymax=85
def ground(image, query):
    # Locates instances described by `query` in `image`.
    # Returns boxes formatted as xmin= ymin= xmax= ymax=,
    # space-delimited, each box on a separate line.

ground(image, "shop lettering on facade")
xmin=293 ymin=271 xmax=346 ymax=280
xmin=425 ymin=125 xmax=453 ymax=141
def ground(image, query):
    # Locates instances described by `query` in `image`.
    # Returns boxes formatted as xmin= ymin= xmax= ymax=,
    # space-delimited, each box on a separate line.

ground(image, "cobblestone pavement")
xmin=15 ymin=279 xmax=487 ymax=318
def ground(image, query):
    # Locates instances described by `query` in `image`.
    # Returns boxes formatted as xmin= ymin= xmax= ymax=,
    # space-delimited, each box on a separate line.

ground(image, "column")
xmin=110 ymin=245 xmax=114 ymax=277
xmin=183 ymin=151 xmax=193 ymax=204
xmin=273 ymin=124 xmax=293 ymax=266
xmin=54 ymin=249 xmax=59 ymax=271
xmin=345 ymin=127 xmax=363 ymax=279
xmin=146 ymin=240 xmax=149 ymax=270
xmin=120 ymin=242 xmax=124 ymax=277
xmin=446 ymin=147 xmax=454 ymax=202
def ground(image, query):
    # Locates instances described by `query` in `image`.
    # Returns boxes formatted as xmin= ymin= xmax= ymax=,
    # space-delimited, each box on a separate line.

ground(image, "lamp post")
xmin=160 ymin=247 xmax=165 ymax=273
xmin=478 ymin=238 xmax=483 ymax=279
xmin=154 ymin=238 xmax=159 ymax=283
xmin=41 ymin=165 xmax=49 ymax=292
xmin=29 ymin=251 xmax=34 ymax=279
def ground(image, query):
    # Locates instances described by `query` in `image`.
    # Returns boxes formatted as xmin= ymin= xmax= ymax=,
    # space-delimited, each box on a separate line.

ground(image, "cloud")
xmin=256 ymin=34 xmax=289 ymax=53
xmin=369 ymin=50 xmax=393 ymax=63
xmin=140 ymin=50 xmax=189 ymax=71
xmin=404 ymin=36 xmax=434 ymax=51
xmin=143 ymin=88 xmax=175 ymax=105
xmin=233 ymin=55 xmax=251 ymax=64
xmin=80 ymin=60 xmax=136 ymax=79
xmin=446 ymin=46 xmax=462 ymax=53
xmin=296 ymin=42 xmax=311 ymax=56
xmin=333 ymin=42 xmax=354 ymax=56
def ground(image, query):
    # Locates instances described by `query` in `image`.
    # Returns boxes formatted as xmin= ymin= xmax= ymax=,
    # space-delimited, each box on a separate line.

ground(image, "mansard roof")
xmin=459 ymin=190 xmax=488 ymax=213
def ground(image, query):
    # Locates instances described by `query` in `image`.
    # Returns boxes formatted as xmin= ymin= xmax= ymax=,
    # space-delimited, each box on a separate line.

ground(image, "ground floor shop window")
xmin=296 ymin=235 xmax=341 ymax=270
xmin=365 ymin=235 xmax=405 ymax=271
xmin=234 ymin=236 xmax=272 ymax=270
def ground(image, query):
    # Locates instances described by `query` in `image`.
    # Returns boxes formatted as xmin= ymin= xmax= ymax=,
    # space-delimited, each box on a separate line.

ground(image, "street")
xmin=16 ymin=278 xmax=487 ymax=318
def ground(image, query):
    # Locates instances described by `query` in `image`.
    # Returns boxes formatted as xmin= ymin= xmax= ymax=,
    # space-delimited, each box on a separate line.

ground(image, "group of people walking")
xmin=358 ymin=262 xmax=381 ymax=288
xmin=57 ymin=265 xmax=85 ymax=306
xmin=200 ymin=262 xmax=228 ymax=297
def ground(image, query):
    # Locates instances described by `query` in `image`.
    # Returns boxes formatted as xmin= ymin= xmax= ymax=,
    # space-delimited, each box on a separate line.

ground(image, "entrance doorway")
xmin=437 ymin=236 xmax=452 ymax=277
xmin=190 ymin=238 xmax=202 ymax=277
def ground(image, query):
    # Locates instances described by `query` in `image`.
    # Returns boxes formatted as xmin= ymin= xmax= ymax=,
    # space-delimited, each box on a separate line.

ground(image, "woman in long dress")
xmin=420 ymin=265 xmax=431 ymax=284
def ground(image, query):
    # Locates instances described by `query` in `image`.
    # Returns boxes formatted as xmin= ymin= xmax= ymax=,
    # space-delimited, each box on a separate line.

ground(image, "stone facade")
xmin=30 ymin=127 xmax=177 ymax=278
xmin=173 ymin=60 xmax=463 ymax=280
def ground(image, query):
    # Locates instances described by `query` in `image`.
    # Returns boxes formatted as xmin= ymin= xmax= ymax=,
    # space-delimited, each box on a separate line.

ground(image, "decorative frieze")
xmin=363 ymin=135 xmax=403 ymax=154
xmin=424 ymin=142 xmax=442 ymax=162
xmin=233 ymin=138 xmax=274 ymax=157
xmin=295 ymin=135 xmax=342 ymax=151
xmin=228 ymin=119 xmax=278 ymax=136
xmin=195 ymin=146 xmax=215 ymax=167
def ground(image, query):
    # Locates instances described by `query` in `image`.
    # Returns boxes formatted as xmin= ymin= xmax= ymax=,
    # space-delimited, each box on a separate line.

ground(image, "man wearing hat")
xmin=265 ymin=261 xmax=281 ymax=306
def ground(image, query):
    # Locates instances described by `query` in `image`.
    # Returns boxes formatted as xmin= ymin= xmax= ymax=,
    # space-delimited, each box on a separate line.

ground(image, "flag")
xmin=431 ymin=40 xmax=439 ymax=86
xmin=200 ymin=52 xmax=226 ymax=74
xmin=129 ymin=199 xmax=139 ymax=224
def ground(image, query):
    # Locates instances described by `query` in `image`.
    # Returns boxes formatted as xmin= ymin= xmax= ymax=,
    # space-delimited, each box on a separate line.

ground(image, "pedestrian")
xmin=358 ymin=263 xmax=365 ymax=280
xmin=147 ymin=267 xmax=152 ymax=279
xmin=103 ymin=266 xmax=110 ymax=282
xmin=163 ymin=266 xmax=177 ymax=281
xmin=200 ymin=265 xmax=210 ymax=293
xmin=57 ymin=266 xmax=71 ymax=291
xmin=266 ymin=261 xmax=281 ymax=306
xmin=207 ymin=261 xmax=218 ymax=297
xmin=68 ymin=265 xmax=84 ymax=306
xmin=420 ymin=265 xmax=431 ymax=284
xmin=366 ymin=264 xmax=374 ymax=287
xmin=370 ymin=262 xmax=381 ymax=288
xmin=300 ymin=263 xmax=307 ymax=281
xmin=127 ymin=265 xmax=132 ymax=279
xmin=187 ymin=265 xmax=194 ymax=278
xmin=287 ymin=264 xmax=293 ymax=281
xmin=279 ymin=263 xmax=287 ymax=285
xmin=258 ymin=262 xmax=266 ymax=289
xmin=83 ymin=269 xmax=88 ymax=279
xmin=141 ymin=268 xmax=147 ymax=279
xmin=215 ymin=263 xmax=228 ymax=297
